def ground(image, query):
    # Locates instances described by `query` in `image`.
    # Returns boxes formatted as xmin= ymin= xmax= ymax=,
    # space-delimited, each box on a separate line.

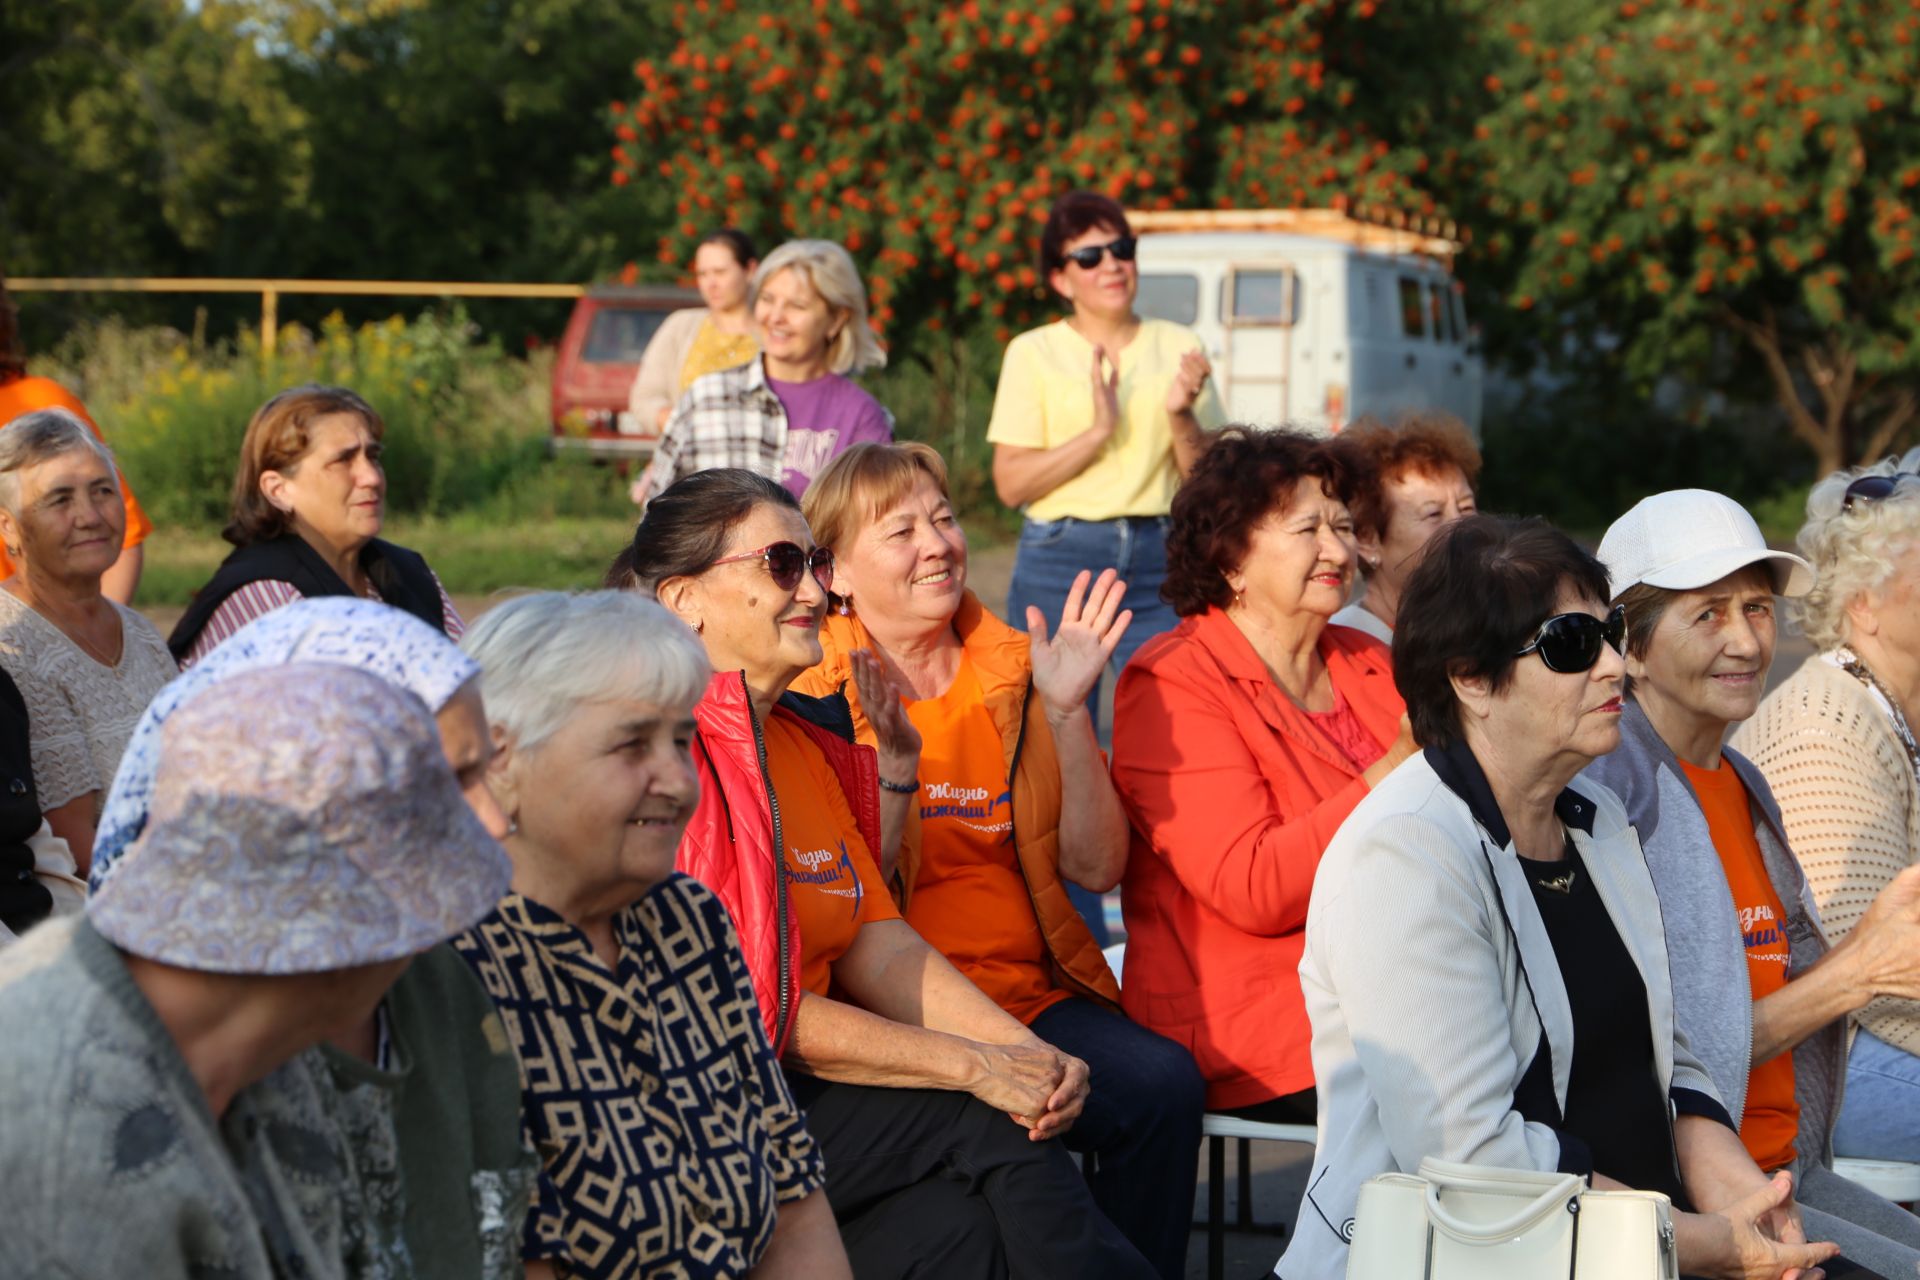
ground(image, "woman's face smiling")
xmin=830 ymin=474 xmax=967 ymax=633
xmin=679 ymin=503 xmax=828 ymax=694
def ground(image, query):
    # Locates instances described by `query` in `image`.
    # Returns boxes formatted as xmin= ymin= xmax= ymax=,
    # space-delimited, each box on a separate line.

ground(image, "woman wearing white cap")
xmin=1733 ymin=452 xmax=1920 ymax=1172
xmin=1588 ymin=487 xmax=1920 ymax=1277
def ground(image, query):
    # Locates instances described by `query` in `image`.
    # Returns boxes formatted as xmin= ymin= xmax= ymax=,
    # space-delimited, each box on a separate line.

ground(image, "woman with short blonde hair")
xmin=631 ymin=239 xmax=893 ymax=507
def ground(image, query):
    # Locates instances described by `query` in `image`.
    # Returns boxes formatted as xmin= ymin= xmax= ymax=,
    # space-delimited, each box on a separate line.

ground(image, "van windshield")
xmin=582 ymin=307 xmax=670 ymax=363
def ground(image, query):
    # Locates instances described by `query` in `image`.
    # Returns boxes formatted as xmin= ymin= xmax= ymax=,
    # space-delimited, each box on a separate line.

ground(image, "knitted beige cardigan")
xmin=1732 ymin=653 xmax=1920 ymax=1053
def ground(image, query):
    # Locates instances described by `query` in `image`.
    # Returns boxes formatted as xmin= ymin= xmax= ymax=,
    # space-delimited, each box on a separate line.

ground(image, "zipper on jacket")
xmin=743 ymin=671 xmax=793 ymax=1051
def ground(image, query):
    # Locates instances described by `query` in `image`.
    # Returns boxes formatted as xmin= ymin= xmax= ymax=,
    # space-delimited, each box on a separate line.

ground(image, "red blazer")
xmin=1111 ymin=608 xmax=1404 ymax=1108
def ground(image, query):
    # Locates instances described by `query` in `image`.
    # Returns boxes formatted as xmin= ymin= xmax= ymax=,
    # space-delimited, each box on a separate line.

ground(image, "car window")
xmin=1397 ymin=277 xmax=1427 ymax=340
xmin=1137 ymin=273 xmax=1200 ymax=326
xmin=1228 ymin=270 xmax=1297 ymax=325
xmin=582 ymin=307 xmax=670 ymax=363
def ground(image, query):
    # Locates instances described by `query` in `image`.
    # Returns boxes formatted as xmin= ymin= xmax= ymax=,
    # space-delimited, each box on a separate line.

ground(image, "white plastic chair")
xmin=1834 ymin=1156 xmax=1920 ymax=1208
xmin=1198 ymin=1114 xmax=1316 ymax=1280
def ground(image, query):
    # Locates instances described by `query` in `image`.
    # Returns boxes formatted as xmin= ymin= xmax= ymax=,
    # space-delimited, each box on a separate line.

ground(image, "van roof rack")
xmin=1127 ymin=203 xmax=1464 ymax=265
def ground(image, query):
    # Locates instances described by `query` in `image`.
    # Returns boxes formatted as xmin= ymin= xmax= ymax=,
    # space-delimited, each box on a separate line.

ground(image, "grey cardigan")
xmin=1584 ymin=698 xmax=1846 ymax=1166
xmin=1276 ymin=743 xmax=1727 ymax=1280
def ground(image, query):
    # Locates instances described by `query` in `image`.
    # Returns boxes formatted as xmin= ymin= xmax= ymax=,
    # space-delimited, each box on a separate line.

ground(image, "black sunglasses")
xmin=1843 ymin=472 xmax=1916 ymax=510
xmin=1061 ymin=236 xmax=1138 ymax=270
xmin=1515 ymin=603 xmax=1628 ymax=674
xmin=711 ymin=541 xmax=835 ymax=593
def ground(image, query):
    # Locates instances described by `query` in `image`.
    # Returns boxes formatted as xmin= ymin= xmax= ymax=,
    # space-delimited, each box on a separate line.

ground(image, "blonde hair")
xmin=751 ymin=240 xmax=887 ymax=375
xmin=1792 ymin=445 xmax=1920 ymax=650
xmin=802 ymin=442 xmax=950 ymax=558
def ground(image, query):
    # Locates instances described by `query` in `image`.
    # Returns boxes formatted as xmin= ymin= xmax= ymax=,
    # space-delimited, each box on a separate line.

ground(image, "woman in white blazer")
xmin=1275 ymin=515 xmax=1845 ymax=1280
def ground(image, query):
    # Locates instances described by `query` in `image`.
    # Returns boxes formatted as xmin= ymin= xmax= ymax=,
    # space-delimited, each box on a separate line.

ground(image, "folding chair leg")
xmin=1237 ymin=1136 xmax=1254 ymax=1230
xmin=1208 ymin=1134 xmax=1226 ymax=1280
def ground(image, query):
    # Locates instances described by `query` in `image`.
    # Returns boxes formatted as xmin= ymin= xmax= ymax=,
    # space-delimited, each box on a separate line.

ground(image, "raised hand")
xmin=1088 ymin=344 xmax=1122 ymax=440
xmin=850 ymin=648 xmax=922 ymax=784
xmin=1026 ymin=568 xmax=1132 ymax=723
xmin=1839 ymin=861 xmax=1920 ymax=1002
xmin=1166 ymin=348 xmax=1212 ymax=417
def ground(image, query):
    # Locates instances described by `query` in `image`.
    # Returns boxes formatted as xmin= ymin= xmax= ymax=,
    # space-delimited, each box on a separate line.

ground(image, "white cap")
xmin=1598 ymin=489 xmax=1814 ymax=601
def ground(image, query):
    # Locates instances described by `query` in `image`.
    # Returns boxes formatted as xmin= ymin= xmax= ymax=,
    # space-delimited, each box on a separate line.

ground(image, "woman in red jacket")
xmin=1110 ymin=428 xmax=1417 ymax=1119
xmin=620 ymin=468 xmax=1153 ymax=1280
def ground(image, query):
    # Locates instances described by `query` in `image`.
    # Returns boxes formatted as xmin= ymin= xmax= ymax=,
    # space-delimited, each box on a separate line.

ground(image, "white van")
xmin=1129 ymin=208 xmax=1483 ymax=435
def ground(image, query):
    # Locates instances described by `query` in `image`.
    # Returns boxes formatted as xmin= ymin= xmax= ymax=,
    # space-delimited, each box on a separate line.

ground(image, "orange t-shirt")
xmin=1681 ymin=756 xmax=1800 ymax=1171
xmin=902 ymin=658 xmax=1070 ymax=1025
xmin=761 ymin=715 xmax=900 ymax=996
xmin=0 ymin=376 xmax=153 ymax=579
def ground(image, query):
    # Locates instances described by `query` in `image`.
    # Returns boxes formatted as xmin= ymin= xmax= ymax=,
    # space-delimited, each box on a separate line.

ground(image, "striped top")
xmin=180 ymin=575 xmax=464 ymax=668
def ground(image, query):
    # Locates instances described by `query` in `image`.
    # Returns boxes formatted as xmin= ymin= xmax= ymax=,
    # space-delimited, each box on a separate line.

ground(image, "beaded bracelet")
xmin=877 ymin=776 xmax=919 ymax=795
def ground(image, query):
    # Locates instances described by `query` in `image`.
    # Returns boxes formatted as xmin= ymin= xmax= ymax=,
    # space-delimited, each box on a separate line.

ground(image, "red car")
xmin=550 ymin=283 xmax=700 ymax=458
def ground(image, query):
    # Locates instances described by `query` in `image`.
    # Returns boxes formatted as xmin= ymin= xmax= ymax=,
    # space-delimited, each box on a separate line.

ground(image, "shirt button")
xmin=8 ymin=778 xmax=25 ymax=795
xmin=14 ymin=870 xmax=29 ymax=883
xmin=690 ymin=1203 xmax=712 ymax=1224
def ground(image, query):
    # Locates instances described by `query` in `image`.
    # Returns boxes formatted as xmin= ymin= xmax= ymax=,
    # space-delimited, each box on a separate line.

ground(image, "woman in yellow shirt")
xmin=627 ymin=229 xmax=761 ymax=432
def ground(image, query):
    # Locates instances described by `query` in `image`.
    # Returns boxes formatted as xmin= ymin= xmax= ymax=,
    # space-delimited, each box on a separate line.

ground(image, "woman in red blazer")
xmin=1111 ymin=428 xmax=1416 ymax=1119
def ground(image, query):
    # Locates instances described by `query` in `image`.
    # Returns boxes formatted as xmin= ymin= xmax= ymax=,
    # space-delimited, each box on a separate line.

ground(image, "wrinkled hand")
xmin=850 ymin=649 xmax=922 ymax=785
xmin=1692 ymin=1172 xmax=1837 ymax=1280
xmin=966 ymin=1040 xmax=1064 ymax=1125
xmin=1024 ymin=1047 xmax=1091 ymax=1141
xmin=1027 ymin=568 xmax=1131 ymax=723
xmin=1361 ymin=714 xmax=1419 ymax=789
xmin=1088 ymin=345 xmax=1121 ymax=440
xmin=1844 ymin=862 xmax=1920 ymax=1002
xmin=1166 ymin=349 xmax=1212 ymax=417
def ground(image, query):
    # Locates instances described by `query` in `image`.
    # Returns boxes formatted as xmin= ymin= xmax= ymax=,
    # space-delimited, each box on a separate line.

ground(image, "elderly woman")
xmin=628 ymin=467 xmax=1154 ymax=1279
xmin=1274 ymin=515 xmax=1842 ymax=1280
xmin=1735 ymin=451 xmax=1920 ymax=1169
xmin=1581 ymin=488 xmax=1920 ymax=1276
xmin=632 ymin=239 xmax=892 ymax=506
xmin=455 ymin=589 xmax=851 ymax=1279
xmin=0 ymin=409 xmax=175 ymax=874
xmin=791 ymin=441 xmax=1205 ymax=1279
xmin=1 ymin=663 xmax=512 ymax=1278
xmin=168 ymin=384 xmax=464 ymax=665
xmin=1328 ymin=412 xmax=1481 ymax=645
xmin=89 ymin=597 xmax=538 ymax=1278
xmin=627 ymin=229 xmax=762 ymax=435
xmin=1109 ymin=428 xmax=1413 ymax=1120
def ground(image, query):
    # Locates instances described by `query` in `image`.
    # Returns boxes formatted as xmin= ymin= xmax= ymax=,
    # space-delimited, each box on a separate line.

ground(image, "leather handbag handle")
xmin=1422 ymin=1172 xmax=1583 ymax=1243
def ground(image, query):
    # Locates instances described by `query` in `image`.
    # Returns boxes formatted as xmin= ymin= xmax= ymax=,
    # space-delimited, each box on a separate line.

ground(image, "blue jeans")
xmin=1006 ymin=515 xmax=1179 ymax=945
xmin=1833 ymin=1028 xmax=1920 ymax=1162
xmin=1030 ymin=997 xmax=1206 ymax=1280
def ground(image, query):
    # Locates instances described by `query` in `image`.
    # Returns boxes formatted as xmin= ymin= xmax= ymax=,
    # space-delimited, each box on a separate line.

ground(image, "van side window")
xmin=1228 ymin=270 xmax=1298 ymax=325
xmin=1451 ymin=288 xmax=1470 ymax=341
xmin=1428 ymin=283 xmax=1454 ymax=344
xmin=1137 ymin=273 xmax=1200 ymax=326
xmin=1397 ymin=277 xmax=1427 ymax=340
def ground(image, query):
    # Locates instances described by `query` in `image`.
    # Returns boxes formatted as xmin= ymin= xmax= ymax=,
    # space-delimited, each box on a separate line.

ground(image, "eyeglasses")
xmin=1515 ymin=603 xmax=1628 ymax=674
xmin=1060 ymin=236 xmax=1138 ymax=270
xmin=1843 ymin=472 xmax=1916 ymax=510
xmin=710 ymin=541 xmax=835 ymax=593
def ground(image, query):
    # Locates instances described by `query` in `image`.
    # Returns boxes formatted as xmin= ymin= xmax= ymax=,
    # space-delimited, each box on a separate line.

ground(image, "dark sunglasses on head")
xmin=1515 ymin=603 xmax=1628 ymax=674
xmin=1061 ymin=236 xmax=1138 ymax=270
xmin=711 ymin=541 xmax=835 ymax=593
xmin=1842 ymin=471 xmax=1916 ymax=510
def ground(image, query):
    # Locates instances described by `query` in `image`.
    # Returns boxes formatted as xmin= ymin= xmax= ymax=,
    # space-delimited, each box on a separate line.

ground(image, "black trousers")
xmin=785 ymin=1071 xmax=1157 ymax=1280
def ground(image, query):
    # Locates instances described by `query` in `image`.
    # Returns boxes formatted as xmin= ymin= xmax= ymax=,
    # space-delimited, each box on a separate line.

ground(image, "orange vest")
xmin=792 ymin=594 xmax=1122 ymax=1011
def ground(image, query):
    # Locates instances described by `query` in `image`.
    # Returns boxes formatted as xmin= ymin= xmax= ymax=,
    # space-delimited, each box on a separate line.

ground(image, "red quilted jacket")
xmin=677 ymin=669 xmax=884 ymax=1055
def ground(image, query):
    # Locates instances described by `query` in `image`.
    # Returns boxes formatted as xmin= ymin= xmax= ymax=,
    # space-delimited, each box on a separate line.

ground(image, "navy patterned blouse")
xmin=452 ymin=873 xmax=824 ymax=1279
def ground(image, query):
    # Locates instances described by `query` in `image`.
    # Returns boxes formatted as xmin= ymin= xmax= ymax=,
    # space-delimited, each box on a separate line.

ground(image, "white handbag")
xmin=1344 ymin=1157 xmax=1679 ymax=1280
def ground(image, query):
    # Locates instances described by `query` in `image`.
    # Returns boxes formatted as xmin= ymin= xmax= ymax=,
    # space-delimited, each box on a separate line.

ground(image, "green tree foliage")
xmin=610 ymin=0 xmax=1480 ymax=356
xmin=1472 ymin=0 xmax=1920 ymax=471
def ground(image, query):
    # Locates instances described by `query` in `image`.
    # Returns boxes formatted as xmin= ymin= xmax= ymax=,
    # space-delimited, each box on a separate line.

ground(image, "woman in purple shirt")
xmin=634 ymin=239 xmax=893 ymax=505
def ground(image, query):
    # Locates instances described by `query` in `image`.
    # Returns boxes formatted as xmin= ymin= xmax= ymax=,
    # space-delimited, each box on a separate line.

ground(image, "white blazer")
xmin=1275 ymin=744 xmax=1725 ymax=1280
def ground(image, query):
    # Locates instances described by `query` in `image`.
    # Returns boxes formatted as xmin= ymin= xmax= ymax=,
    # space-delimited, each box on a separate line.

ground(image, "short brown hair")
xmin=803 ymin=442 xmax=950 ymax=556
xmin=1340 ymin=413 xmax=1483 ymax=550
xmin=1163 ymin=427 xmax=1368 ymax=617
xmin=225 ymin=385 xmax=383 ymax=547
xmin=1039 ymin=191 xmax=1132 ymax=281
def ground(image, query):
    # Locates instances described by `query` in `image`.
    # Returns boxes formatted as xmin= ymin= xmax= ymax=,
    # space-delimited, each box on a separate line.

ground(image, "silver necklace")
xmin=1835 ymin=646 xmax=1920 ymax=783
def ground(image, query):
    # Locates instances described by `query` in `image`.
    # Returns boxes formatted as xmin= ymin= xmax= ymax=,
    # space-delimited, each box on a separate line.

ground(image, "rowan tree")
xmin=1474 ymin=0 xmax=1920 ymax=472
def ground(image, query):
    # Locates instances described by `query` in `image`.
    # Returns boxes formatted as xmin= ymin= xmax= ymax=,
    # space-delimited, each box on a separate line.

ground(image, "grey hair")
xmin=751 ymin=239 xmax=888 ymax=375
xmin=459 ymin=590 xmax=710 ymax=754
xmin=0 ymin=408 xmax=119 ymax=516
xmin=1792 ymin=445 xmax=1920 ymax=650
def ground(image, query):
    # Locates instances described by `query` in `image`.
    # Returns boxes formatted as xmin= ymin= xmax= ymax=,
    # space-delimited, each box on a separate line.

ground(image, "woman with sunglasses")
xmin=1275 ymin=514 xmax=1842 ymax=1280
xmin=1109 ymin=429 xmax=1415 ymax=1126
xmin=1582 ymin=489 xmax=1920 ymax=1276
xmin=621 ymin=468 xmax=1155 ymax=1280
xmin=1734 ymin=452 xmax=1920 ymax=1173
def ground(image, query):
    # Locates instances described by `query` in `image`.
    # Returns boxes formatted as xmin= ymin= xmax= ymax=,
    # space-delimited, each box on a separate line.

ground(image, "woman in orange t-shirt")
xmin=625 ymin=467 xmax=1154 ymax=1280
xmin=794 ymin=442 xmax=1204 ymax=1280
xmin=0 ymin=293 xmax=151 ymax=603
xmin=1587 ymin=487 xmax=1920 ymax=1273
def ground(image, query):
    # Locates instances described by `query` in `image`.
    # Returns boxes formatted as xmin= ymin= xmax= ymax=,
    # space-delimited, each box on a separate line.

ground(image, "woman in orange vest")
xmin=794 ymin=442 xmax=1204 ymax=1280
xmin=0 ymin=280 xmax=151 ymax=603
